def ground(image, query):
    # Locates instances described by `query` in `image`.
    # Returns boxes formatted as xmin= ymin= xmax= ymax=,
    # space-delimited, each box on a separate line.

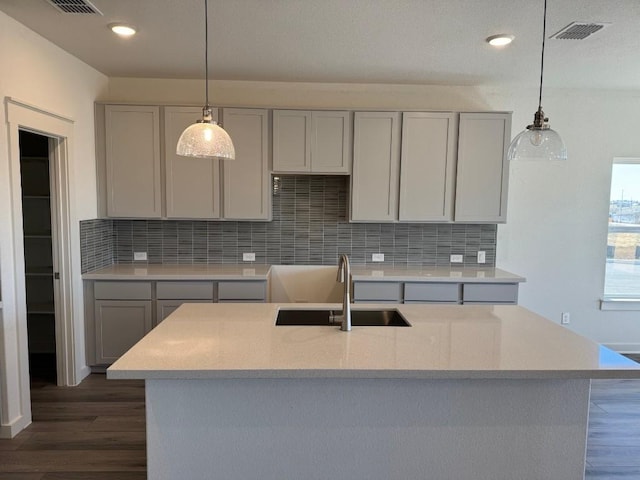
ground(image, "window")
xmin=604 ymin=159 xmax=640 ymax=301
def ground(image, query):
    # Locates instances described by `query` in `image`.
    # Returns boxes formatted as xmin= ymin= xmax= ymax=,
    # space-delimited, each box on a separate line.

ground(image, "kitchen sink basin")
xmin=275 ymin=309 xmax=410 ymax=327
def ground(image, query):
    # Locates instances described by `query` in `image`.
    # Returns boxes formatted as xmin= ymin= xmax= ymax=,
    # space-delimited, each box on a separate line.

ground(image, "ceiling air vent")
xmin=45 ymin=0 xmax=103 ymax=15
xmin=550 ymin=22 xmax=609 ymax=40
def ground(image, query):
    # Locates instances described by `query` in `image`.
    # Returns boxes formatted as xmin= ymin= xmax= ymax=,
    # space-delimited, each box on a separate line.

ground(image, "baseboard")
xmin=603 ymin=343 xmax=640 ymax=354
xmin=78 ymin=365 xmax=91 ymax=383
xmin=0 ymin=414 xmax=32 ymax=439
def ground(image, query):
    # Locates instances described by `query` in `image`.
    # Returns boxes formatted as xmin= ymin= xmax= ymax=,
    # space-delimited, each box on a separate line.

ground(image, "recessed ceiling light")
xmin=109 ymin=23 xmax=137 ymax=37
xmin=486 ymin=34 xmax=514 ymax=47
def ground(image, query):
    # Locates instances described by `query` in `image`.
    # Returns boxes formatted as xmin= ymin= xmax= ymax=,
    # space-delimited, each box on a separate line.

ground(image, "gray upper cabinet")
xmin=273 ymin=110 xmax=351 ymax=174
xmin=399 ymin=112 xmax=456 ymax=222
xmin=272 ymin=110 xmax=311 ymax=173
xmin=100 ymin=104 xmax=269 ymax=220
xmin=164 ymin=106 xmax=221 ymax=219
xmin=222 ymin=108 xmax=271 ymax=220
xmin=350 ymin=110 xmax=510 ymax=224
xmin=454 ymin=112 xmax=511 ymax=223
xmin=311 ymin=111 xmax=352 ymax=173
xmin=104 ymin=105 xmax=161 ymax=218
xmin=351 ymin=111 xmax=401 ymax=222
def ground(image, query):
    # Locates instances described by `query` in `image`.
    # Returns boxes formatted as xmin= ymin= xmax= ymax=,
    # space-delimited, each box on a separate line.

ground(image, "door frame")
xmin=0 ymin=97 xmax=77 ymax=438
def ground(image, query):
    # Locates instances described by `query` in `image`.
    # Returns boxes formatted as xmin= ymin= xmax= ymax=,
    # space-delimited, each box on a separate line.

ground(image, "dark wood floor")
xmin=587 ymin=376 xmax=640 ymax=479
xmin=1 ymin=369 xmax=639 ymax=479
xmin=0 ymin=374 xmax=146 ymax=479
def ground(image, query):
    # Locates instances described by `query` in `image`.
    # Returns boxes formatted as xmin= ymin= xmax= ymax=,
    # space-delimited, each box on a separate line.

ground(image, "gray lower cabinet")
xmin=217 ymin=281 xmax=267 ymax=303
xmin=86 ymin=279 xmax=267 ymax=365
xmin=92 ymin=280 xmax=153 ymax=364
xmin=404 ymin=282 xmax=460 ymax=304
xmin=156 ymin=300 xmax=204 ymax=324
xmin=353 ymin=281 xmax=518 ymax=305
xmin=156 ymin=280 xmax=215 ymax=324
xmin=94 ymin=300 xmax=152 ymax=364
xmin=462 ymin=283 xmax=519 ymax=304
xmin=352 ymin=282 xmax=403 ymax=303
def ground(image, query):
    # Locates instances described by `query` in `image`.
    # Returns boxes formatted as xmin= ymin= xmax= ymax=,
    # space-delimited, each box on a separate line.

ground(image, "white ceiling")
xmin=1 ymin=0 xmax=639 ymax=89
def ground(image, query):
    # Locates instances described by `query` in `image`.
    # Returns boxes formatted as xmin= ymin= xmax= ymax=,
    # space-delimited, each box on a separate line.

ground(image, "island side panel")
xmin=145 ymin=378 xmax=590 ymax=480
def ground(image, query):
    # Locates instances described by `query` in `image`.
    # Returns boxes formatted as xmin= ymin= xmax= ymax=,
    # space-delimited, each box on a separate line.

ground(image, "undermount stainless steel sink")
xmin=275 ymin=309 xmax=411 ymax=327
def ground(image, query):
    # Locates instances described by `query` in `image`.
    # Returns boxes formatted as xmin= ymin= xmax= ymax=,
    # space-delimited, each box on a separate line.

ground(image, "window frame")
xmin=601 ymin=157 xmax=640 ymax=310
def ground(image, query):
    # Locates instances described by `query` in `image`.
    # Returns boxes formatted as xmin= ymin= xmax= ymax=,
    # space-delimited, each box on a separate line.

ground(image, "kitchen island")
xmin=108 ymin=303 xmax=640 ymax=480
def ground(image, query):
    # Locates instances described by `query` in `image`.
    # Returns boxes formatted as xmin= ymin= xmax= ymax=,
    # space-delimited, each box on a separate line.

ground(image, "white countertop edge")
xmin=107 ymin=368 xmax=640 ymax=381
xmin=83 ymin=265 xmax=524 ymax=283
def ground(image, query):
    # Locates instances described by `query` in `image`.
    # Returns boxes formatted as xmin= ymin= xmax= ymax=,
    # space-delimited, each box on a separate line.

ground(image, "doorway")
xmin=2 ymin=98 xmax=78 ymax=438
xmin=19 ymin=130 xmax=58 ymax=385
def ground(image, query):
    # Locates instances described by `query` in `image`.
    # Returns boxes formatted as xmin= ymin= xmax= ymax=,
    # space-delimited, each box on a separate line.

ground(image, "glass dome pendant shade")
xmin=508 ymin=106 xmax=567 ymax=161
xmin=508 ymin=0 xmax=566 ymax=162
xmin=176 ymin=106 xmax=235 ymax=160
xmin=176 ymin=0 xmax=235 ymax=161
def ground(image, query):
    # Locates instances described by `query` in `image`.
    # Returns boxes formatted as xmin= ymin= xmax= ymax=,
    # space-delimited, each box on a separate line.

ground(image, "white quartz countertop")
xmin=351 ymin=266 xmax=525 ymax=283
xmin=108 ymin=303 xmax=639 ymax=381
xmin=82 ymin=264 xmax=271 ymax=280
xmin=83 ymin=264 xmax=524 ymax=283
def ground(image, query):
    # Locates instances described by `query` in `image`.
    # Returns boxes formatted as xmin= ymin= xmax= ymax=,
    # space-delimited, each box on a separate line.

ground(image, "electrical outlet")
xmin=372 ymin=253 xmax=385 ymax=262
xmin=242 ymin=252 xmax=256 ymax=262
xmin=477 ymin=251 xmax=486 ymax=264
xmin=133 ymin=252 xmax=147 ymax=261
xmin=450 ymin=254 xmax=463 ymax=263
xmin=561 ymin=312 xmax=571 ymax=325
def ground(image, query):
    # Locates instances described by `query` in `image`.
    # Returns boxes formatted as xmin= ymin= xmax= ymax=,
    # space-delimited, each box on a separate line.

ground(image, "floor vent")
xmin=45 ymin=0 xmax=103 ymax=15
xmin=551 ymin=22 xmax=609 ymax=40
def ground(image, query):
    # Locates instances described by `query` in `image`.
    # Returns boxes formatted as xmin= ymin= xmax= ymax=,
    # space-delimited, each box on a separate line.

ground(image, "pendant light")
xmin=508 ymin=0 xmax=566 ymax=161
xmin=176 ymin=0 xmax=235 ymax=160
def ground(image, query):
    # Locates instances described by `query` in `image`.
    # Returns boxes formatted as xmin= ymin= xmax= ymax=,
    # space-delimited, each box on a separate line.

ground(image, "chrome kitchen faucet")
xmin=334 ymin=254 xmax=352 ymax=331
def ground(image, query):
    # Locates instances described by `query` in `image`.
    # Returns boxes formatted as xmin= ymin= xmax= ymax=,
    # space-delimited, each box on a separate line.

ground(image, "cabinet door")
xmin=164 ymin=106 xmax=221 ymax=219
xmin=221 ymin=108 xmax=271 ymax=220
xmin=311 ymin=111 xmax=351 ymax=174
xmin=94 ymin=300 xmax=152 ymax=364
xmin=156 ymin=300 xmax=208 ymax=325
xmin=105 ymin=105 xmax=161 ymax=218
xmin=454 ymin=113 xmax=511 ymax=223
xmin=272 ymin=110 xmax=311 ymax=173
xmin=351 ymin=112 xmax=401 ymax=222
xmin=399 ymin=112 xmax=456 ymax=222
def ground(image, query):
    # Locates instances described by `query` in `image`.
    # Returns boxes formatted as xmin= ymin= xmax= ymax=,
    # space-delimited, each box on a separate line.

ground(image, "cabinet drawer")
xmin=94 ymin=281 xmax=152 ymax=300
xmin=404 ymin=283 xmax=460 ymax=303
xmin=217 ymin=281 xmax=266 ymax=301
xmin=353 ymin=282 xmax=402 ymax=302
xmin=156 ymin=299 xmax=208 ymax=324
xmin=462 ymin=283 xmax=518 ymax=304
xmin=157 ymin=281 xmax=214 ymax=300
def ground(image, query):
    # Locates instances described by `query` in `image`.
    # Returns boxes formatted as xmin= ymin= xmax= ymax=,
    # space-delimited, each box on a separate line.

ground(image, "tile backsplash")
xmin=81 ymin=176 xmax=496 ymax=272
xmin=80 ymin=218 xmax=114 ymax=273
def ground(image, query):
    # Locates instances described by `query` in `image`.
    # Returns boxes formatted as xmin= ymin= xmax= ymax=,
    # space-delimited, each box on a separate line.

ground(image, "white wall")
xmin=0 ymin=10 xmax=108 ymax=435
xmin=106 ymin=78 xmax=640 ymax=350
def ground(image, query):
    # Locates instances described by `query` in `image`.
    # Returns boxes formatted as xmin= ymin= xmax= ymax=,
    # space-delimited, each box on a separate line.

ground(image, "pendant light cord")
xmin=204 ymin=0 xmax=209 ymax=107
xmin=538 ymin=0 xmax=547 ymax=109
